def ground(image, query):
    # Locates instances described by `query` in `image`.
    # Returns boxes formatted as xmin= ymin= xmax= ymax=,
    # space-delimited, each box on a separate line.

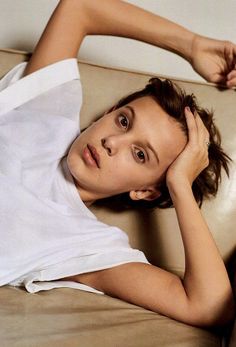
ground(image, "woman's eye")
xmin=118 ymin=114 xmax=129 ymax=129
xmin=134 ymin=148 xmax=146 ymax=163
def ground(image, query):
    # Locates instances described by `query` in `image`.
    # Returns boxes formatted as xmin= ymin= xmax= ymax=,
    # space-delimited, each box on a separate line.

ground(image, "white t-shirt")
xmin=0 ymin=58 xmax=149 ymax=294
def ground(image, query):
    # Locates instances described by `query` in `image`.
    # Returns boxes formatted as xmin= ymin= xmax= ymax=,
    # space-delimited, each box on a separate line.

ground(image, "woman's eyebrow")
xmin=124 ymin=105 xmax=160 ymax=165
xmin=147 ymin=142 xmax=160 ymax=165
xmin=124 ymin=105 xmax=135 ymax=121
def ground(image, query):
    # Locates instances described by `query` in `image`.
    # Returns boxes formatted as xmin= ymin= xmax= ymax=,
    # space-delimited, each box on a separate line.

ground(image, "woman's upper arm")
xmin=64 ymin=262 xmax=228 ymax=326
xmin=74 ymin=263 xmax=195 ymax=325
xmin=23 ymin=0 xmax=89 ymax=77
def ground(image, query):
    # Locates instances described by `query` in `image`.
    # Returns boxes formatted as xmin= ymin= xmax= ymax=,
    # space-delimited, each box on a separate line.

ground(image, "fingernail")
xmin=185 ymin=106 xmax=190 ymax=112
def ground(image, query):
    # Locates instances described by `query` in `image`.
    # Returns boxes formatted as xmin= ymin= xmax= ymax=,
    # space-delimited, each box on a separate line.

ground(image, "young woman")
xmin=0 ymin=0 xmax=235 ymax=328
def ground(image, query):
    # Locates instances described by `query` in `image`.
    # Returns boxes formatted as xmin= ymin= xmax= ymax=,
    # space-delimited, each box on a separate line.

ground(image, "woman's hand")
xmin=190 ymin=34 xmax=236 ymax=88
xmin=166 ymin=107 xmax=210 ymax=189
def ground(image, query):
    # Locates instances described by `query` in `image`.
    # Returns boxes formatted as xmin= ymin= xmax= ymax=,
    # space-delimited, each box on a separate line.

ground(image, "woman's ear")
xmin=129 ymin=188 xmax=161 ymax=201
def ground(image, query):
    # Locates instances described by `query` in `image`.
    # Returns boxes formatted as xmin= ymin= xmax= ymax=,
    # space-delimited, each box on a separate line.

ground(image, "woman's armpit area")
xmin=58 ymin=263 xmax=157 ymax=298
xmin=57 ymin=263 xmax=141 ymax=293
xmin=59 ymin=270 xmax=104 ymax=290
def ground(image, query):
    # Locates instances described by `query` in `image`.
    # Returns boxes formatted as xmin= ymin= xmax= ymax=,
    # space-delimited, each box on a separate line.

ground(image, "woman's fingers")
xmin=225 ymin=42 xmax=236 ymax=71
xmin=184 ymin=107 xmax=209 ymax=146
xmin=226 ymin=45 xmax=236 ymax=88
xmin=193 ymin=111 xmax=210 ymax=169
xmin=194 ymin=112 xmax=210 ymax=144
xmin=184 ymin=107 xmax=198 ymax=145
xmin=226 ymin=70 xmax=236 ymax=88
xmin=184 ymin=107 xmax=210 ymax=170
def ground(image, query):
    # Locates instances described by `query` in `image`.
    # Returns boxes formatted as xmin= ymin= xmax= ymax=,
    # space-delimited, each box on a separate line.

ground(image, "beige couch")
xmin=0 ymin=48 xmax=235 ymax=347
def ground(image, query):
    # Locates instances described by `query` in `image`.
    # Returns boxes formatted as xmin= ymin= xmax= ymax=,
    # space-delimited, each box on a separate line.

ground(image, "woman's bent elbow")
xmin=191 ymin=292 xmax=235 ymax=328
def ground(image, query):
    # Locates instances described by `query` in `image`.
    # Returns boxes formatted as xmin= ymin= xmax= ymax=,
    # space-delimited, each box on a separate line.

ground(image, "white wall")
xmin=0 ymin=0 xmax=235 ymax=82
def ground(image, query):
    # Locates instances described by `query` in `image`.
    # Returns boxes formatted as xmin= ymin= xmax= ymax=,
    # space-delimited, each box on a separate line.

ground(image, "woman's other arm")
xmin=23 ymin=0 xmax=194 ymax=76
xmin=23 ymin=0 xmax=236 ymax=86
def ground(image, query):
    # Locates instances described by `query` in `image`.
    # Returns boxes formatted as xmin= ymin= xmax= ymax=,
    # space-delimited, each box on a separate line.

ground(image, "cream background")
xmin=0 ymin=0 xmax=235 ymax=82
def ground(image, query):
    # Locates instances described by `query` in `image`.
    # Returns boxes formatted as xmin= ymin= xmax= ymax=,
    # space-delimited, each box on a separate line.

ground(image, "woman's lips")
xmin=82 ymin=144 xmax=100 ymax=168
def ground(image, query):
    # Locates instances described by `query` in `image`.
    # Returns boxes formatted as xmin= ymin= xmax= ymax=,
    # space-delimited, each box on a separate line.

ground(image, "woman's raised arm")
xmin=23 ymin=0 xmax=194 ymax=77
xmin=23 ymin=0 xmax=236 ymax=86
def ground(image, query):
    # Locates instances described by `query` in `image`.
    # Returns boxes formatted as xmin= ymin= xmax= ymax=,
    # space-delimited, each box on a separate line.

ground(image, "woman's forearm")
xmin=168 ymin=181 xmax=235 ymax=324
xmin=24 ymin=0 xmax=195 ymax=76
xmin=23 ymin=0 xmax=236 ymax=85
xmin=80 ymin=0 xmax=195 ymax=62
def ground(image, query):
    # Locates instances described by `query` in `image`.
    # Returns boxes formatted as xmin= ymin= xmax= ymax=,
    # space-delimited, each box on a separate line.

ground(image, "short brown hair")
xmin=99 ymin=77 xmax=232 ymax=209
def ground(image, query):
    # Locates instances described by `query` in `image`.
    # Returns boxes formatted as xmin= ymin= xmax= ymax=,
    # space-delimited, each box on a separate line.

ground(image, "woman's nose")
xmin=101 ymin=135 xmax=123 ymax=156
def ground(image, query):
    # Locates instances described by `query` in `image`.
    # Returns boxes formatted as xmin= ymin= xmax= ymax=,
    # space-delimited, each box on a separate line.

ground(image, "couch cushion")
xmin=0 ymin=285 xmax=222 ymax=347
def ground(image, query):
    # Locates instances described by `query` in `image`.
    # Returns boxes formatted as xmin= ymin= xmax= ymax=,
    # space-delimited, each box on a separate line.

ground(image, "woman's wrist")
xmin=188 ymin=33 xmax=207 ymax=65
xmin=167 ymin=178 xmax=193 ymax=202
xmin=161 ymin=29 xmax=196 ymax=63
xmin=186 ymin=33 xmax=202 ymax=64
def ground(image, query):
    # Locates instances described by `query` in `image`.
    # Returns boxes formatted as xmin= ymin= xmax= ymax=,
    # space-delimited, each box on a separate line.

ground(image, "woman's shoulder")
xmin=0 ymin=58 xmax=81 ymax=119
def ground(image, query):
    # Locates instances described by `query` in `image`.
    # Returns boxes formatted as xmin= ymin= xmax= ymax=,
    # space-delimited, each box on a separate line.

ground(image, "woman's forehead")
xmin=125 ymin=96 xmax=187 ymax=163
xmin=125 ymin=96 xmax=177 ymax=133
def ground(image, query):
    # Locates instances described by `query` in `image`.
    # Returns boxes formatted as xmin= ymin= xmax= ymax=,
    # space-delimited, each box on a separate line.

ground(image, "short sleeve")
xmin=0 ymin=59 xmax=83 ymax=185
xmin=22 ymin=244 xmax=150 ymax=295
xmin=21 ymin=239 xmax=150 ymax=295
xmin=0 ymin=58 xmax=82 ymax=122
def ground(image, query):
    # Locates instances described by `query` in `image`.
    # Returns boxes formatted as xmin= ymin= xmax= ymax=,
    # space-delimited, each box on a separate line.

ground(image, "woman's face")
xmin=67 ymin=96 xmax=187 ymax=204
